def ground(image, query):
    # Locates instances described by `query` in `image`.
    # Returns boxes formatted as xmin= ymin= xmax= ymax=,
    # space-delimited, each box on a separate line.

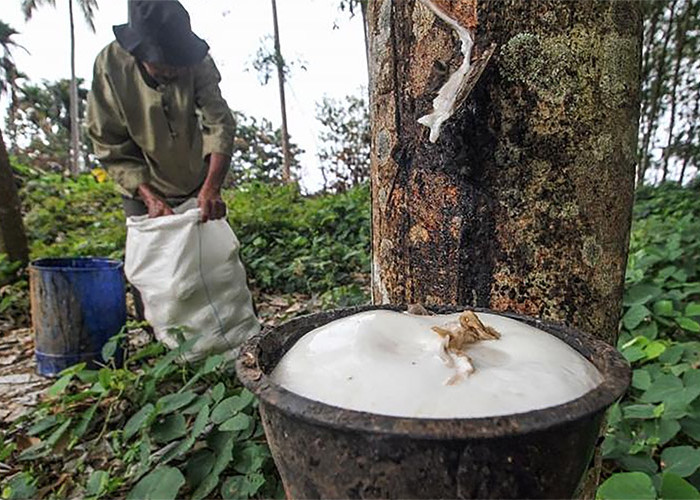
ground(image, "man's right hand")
xmin=137 ymin=184 xmax=174 ymax=218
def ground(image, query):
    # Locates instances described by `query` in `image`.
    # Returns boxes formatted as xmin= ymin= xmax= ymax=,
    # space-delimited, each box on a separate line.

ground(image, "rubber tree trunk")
xmin=0 ymin=128 xmax=29 ymax=265
xmin=368 ymin=0 xmax=642 ymax=346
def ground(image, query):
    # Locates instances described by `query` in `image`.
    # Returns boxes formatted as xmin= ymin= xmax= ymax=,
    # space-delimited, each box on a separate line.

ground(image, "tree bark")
xmin=0 ymin=127 xmax=29 ymax=265
xmin=368 ymin=0 xmax=642 ymax=346
xmin=271 ymin=0 xmax=292 ymax=183
xmin=69 ymin=0 xmax=81 ymax=176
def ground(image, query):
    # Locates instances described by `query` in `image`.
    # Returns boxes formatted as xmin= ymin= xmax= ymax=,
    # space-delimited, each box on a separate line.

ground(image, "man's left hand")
xmin=197 ymin=188 xmax=226 ymax=222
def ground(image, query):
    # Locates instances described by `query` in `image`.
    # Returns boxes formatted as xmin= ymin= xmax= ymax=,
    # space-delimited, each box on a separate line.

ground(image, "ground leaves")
xmin=3 ymin=342 xmax=280 ymax=499
xmin=624 ymin=305 xmax=652 ymax=331
xmin=86 ymin=470 xmax=110 ymax=497
xmin=157 ymin=391 xmax=197 ymax=415
xmin=220 ymin=413 xmax=253 ymax=432
xmin=661 ymin=446 xmax=700 ymax=477
xmin=152 ymin=414 xmax=188 ymax=444
xmin=677 ymin=317 xmax=700 ymax=333
xmin=596 ymin=472 xmax=656 ymax=500
xmin=126 ymin=466 xmax=185 ymax=500
xmin=185 ymin=449 xmax=216 ymax=491
xmin=191 ymin=432 xmax=235 ymax=500
xmin=47 ymin=374 xmax=73 ymax=397
xmin=221 ymin=473 xmax=266 ymax=499
xmin=2 ymin=472 xmax=38 ymax=500
xmin=234 ymin=444 xmax=270 ymax=475
xmin=124 ymin=403 xmax=155 ymax=440
xmin=211 ymin=391 xmax=255 ymax=424
xmin=660 ymin=473 xmax=700 ymax=499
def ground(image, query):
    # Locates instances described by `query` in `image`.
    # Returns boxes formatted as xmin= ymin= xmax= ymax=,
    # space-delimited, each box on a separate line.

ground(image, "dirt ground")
xmin=0 ymin=328 xmax=52 ymax=423
xmin=0 ymin=291 xmax=322 ymax=426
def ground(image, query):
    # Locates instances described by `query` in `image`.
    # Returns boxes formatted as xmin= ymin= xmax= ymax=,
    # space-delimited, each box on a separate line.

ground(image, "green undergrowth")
xmin=1 ymin=169 xmax=369 ymax=329
xmin=597 ymin=183 xmax=700 ymax=499
xmin=226 ymin=182 xmax=370 ymax=298
xmin=21 ymin=171 xmax=125 ymax=260
xmin=2 ymin=326 xmax=282 ymax=500
xmin=0 ymin=255 xmax=27 ymax=326
xmin=16 ymin=166 xmax=370 ymax=300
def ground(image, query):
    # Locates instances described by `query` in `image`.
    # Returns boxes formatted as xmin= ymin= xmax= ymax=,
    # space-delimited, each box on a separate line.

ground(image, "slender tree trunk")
xmin=637 ymin=0 xmax=662 ymax=185
xmin=369 ymin=0 xmax=641 ymax=347
xmin=661 ymin=0 xmax=692 ymax=182
xmin=639 ymin=0 xmax=677 ymax=184
xmin=69 ymin=0 xmax=81 ymax=176
xmin=360 ymin=1 xmax=370 ymax=72
xmin=641 ymin=2 xmax=662 ymax=90
xmin=678 ymin=89 xmax=700 ymax=185
xmin=0 ymin=128 xmax=29 ymax=265
xmin=271 ymin=0 xmax=292 ymax=183
xmin=7 ymin=66 xmax=19 ymax=154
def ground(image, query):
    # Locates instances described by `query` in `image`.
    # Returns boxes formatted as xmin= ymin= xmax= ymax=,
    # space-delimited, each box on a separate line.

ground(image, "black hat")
xmin=113 ymin=1 xmax=209 ymax=67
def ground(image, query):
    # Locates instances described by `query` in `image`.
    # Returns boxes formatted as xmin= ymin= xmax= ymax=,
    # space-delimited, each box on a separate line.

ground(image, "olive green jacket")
xmin=86 ymin=41 xmax=235 ymax=198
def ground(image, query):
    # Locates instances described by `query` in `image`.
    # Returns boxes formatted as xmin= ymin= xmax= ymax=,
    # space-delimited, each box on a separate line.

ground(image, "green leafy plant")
xmin=226 ymin=181 xmax=370 ymax=295
xmin=1 ymin=329 xmax=282 ymax=500
xmin=599 ymin=184 xmax=700 ymax=498
xmin=0 ymin=254 xmax=28 ymax=330
xmin=17 ymin=168 xmax=371 ymax=300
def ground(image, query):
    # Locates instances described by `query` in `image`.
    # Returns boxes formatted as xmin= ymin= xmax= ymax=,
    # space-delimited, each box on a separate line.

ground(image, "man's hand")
xmin=197 ymin=187 xmax=226 ymax=223
xmin=137 ymin=184 xmax=174 ymax=218
xmin=198 ymin=152 xmax=230 ymax=223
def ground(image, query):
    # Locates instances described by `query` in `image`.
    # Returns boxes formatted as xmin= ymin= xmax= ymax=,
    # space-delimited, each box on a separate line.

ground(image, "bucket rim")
xmin=30 ymin=257 xmax=124 ymax=272
xmin=236 ymin=305 xmax=630 ymax=440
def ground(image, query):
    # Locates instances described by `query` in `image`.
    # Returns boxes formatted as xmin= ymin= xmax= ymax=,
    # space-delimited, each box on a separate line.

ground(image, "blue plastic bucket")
xmin=29 ymin=258 xmax=126 ymax=377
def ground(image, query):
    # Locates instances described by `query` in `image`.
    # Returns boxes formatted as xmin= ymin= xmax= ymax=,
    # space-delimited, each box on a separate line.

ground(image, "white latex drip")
xmin=437 ymin=334 xmax=475 ymax=385
xmin=271 ymin=310 xmax=603 ymax=419
xmin=417 ymin=0 xmax=474 ymax=143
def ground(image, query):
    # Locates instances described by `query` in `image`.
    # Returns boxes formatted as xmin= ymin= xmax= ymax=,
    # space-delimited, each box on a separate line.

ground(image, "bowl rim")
xmin=30 ymin=257 xmax=124 ymax=272
xmin=236 ymin=305 xmax=630 ymax=440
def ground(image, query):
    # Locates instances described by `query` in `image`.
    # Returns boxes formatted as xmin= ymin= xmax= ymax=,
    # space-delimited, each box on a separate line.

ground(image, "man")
xmin=87 ymin=0 xmax=233 ymax=221
xmin=87 ymin=1 xmax=262 ymax=341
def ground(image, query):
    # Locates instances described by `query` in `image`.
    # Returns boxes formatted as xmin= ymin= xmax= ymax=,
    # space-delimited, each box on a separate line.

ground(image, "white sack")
xmin=125 ymin=200 xmax=260 ymax=361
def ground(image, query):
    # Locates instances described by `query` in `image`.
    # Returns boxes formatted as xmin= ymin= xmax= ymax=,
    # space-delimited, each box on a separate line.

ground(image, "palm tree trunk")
xmin=0 ymin=127 xmax=29 ymax=265
xmin=69 ymin=0 xmax=81 ymax=176
xmin=271 ymin=0 xmax=292 ymax=183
